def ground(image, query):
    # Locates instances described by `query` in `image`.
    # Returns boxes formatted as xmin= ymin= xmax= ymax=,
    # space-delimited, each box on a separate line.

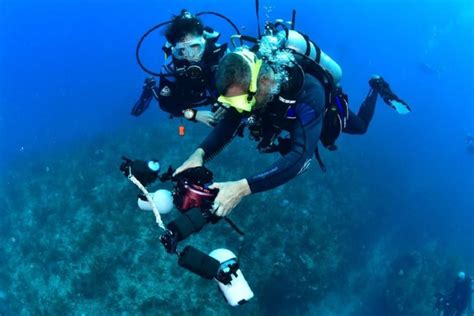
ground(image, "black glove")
xmin=120 ymin=156 xmax=160 ymax=186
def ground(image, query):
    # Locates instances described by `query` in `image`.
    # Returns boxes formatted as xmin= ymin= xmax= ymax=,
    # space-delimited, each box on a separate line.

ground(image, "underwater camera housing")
xmin=158 ymin=166 xmax=220 ymax=253
xmin=157 ymin=167 xmax=254 ymax=305
xmin=172 ymin=166 xmax=218 ymax=213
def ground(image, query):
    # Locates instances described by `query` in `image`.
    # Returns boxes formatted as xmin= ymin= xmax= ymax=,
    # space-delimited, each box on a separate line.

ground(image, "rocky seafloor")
xmin=0 ymin=120 xmax=471 ymax=315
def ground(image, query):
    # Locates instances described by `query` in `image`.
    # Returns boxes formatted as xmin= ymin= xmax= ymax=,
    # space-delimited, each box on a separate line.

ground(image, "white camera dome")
xmin=137 ymin=189 xmax=174 ymax=214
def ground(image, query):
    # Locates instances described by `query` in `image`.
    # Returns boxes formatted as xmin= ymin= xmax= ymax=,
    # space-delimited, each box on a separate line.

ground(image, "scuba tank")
xmin=283 ymin=29 xmax=342 ymax=85
xmin=263 ymin=22 xmax=348 ymax=153
xmin=256 ymin=18 xmax=342 ymax=85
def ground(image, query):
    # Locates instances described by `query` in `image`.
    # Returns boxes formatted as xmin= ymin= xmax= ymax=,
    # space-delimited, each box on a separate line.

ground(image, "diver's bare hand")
xmin=209 ymin=179 xmax=251 ymax=217
xmin=195 ymin=110 xmax=217 ymax=127
xmin=173 ymin=149 xmax=205 ymax=176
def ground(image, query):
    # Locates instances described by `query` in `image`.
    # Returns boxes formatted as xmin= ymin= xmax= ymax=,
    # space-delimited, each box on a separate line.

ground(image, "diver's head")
xmin=166 ymin=10 xmax=204 ymax=45
xmin=166 ymin=10 xmax=206 ymax=62
xmin=216 ymin=49 xmax=277 ymax=112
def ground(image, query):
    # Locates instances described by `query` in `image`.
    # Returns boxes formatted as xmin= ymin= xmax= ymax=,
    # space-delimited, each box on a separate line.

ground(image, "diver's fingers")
xmin=208 ymin=182 xmax=221 ymax=190
xmin=172 ymin=164 xmax=187 ymax=177
xmin=174 ymin=162 xmax=194 ymax=175
xmin=215 ymin=204 xmax=227 ymax=217
xmin=205 ymin=118 xmax=215 ymax=128
xmin=172 ymin=167 xmax=181 ymax=177
xmin=205 ymin=112 xmax=215 ymax=119
xmin=214 ymin=107 xmax=227 ymax=120
xmin=208 ymin=121 xmax=216 ymax=126
xmin=212 ymin=201 xmax=223 ymax=216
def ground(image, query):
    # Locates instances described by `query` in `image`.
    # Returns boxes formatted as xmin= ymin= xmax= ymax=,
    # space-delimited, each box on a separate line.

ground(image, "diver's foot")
xmin=369 ymin=75 xmax=391 ymax=94
xmin=369 ymin=75 xmax=411 ymax=114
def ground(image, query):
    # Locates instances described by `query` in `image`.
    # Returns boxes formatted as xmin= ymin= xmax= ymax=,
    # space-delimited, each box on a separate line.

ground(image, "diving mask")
xmin=218 ymin=94 xmax=256 ymax=113
xmin=171 ymin=36 xmax=206 ymax=62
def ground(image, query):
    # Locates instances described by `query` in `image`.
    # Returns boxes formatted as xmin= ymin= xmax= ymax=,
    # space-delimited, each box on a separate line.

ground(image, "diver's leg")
xmin=343 ymin=88 xmax=378 ymax=135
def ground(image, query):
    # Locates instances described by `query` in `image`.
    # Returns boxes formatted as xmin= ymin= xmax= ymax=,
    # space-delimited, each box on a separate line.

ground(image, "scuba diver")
xmin=119 ymin=5 xmax=411 ymax=305
xmin=171 ymin=37 xmax=409 ymax=216
xmin=466 ymin=133 xmax=474 ymax=154
xmin=435 ymin=272 xmax=473 ymax=316
xmin=131 ymin=10 xmax=229 ymax=127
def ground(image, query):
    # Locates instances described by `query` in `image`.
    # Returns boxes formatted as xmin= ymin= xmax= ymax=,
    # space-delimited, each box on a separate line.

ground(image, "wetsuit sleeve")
xmin=246 ymin=75 xmax=326 ymax=193
xmin=199 ymin=107 xmax=242 ymax=161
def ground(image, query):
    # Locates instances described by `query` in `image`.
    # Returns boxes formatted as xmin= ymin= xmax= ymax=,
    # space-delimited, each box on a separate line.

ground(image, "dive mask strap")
xmin=218 ymin=94 xmax=255 ymax=113
xmin=248 ymin=58 xmax=262 ymax=95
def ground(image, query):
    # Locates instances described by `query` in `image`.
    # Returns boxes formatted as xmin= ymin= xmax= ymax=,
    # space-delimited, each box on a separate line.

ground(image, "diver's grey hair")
xmin=215 ymin=51 xmax=278 ymax=96
xmin=215 ymin=53 xmax=252 ymax=95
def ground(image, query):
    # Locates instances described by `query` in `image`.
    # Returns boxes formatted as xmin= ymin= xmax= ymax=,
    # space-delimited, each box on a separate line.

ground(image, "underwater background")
xmin=0 ymin=0 xmax=473 ymax=315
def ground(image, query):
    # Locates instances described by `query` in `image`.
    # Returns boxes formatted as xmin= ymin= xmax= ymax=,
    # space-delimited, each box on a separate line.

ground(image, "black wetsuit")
xmin=446 ymin=277 xmax=472 ymax=315
xmin=131 ymin=39 xmax=226 ymax=118
xmin=157 ymin=57 xmax=219 ymax=117
xmin=200 ymin=74 xmax=325 ymax=193
xmin=343 ymin=89 xmax=378 ymax=135
xmin=199 ymin=73 xmax=379 ymax=194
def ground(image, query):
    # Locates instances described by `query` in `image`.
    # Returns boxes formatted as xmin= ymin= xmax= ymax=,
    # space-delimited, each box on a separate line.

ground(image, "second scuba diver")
xmin=435 ymin=272 xmax=473 ymax=316
xmin=172 ymin=33 xmax=409 ymax=217
xmin=131 ymin=10 xmax=228 ymax=127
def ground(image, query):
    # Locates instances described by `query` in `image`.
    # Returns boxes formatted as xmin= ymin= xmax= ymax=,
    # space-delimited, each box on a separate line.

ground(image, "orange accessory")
xmin=179 ymin=125 xmax=185 ymax=136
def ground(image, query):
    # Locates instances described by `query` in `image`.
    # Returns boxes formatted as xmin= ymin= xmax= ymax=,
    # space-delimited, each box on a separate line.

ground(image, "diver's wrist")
xmin=193 ymin=148 xmax=205 ymax=161
xmin=237 ymin=179 xmax=251 ymax=196
xmin=183 ymin=108 xmax=197 ymax=121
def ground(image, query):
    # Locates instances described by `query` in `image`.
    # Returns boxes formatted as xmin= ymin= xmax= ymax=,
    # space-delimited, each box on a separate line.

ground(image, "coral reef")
xmin=0 ymin=120 xmax=472 ymax=315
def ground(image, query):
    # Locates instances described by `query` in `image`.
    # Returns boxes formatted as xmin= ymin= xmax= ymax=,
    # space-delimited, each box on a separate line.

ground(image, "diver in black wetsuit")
xmin=435 ymin=272 xmax=473 ymax=316
xmin=172 ymin=46 xmax=404 ymax=216
xmin=131 ymin=10 xmax=228 ymax=127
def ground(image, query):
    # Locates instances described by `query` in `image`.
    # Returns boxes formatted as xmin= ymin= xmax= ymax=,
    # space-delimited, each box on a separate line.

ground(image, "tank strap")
xmin=299 ymin=33 xmax=322 ymax=64
xmin=302 ymin=34 xmax=312 ymax=57
xmin=310 ymin=39 xmax=322 ymax=63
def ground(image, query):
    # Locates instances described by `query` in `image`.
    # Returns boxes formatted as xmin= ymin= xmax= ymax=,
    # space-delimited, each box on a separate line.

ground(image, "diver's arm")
xmin=198 ymin=107 xmax=242 ymax=161
xmin=246 ymin=75 xmax=325 ymax=193
xmin=209 ymin=101 xmax=323 ymax=217
xmin=173 ymin=107 xmax=242 ymax=177
xmin=246 ymin=107 xmax=322 ymax=193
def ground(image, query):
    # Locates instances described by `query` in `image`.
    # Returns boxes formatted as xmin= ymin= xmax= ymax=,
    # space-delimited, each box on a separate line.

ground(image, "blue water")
xmin=1 ymin=0 xmax=473 ymax=314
